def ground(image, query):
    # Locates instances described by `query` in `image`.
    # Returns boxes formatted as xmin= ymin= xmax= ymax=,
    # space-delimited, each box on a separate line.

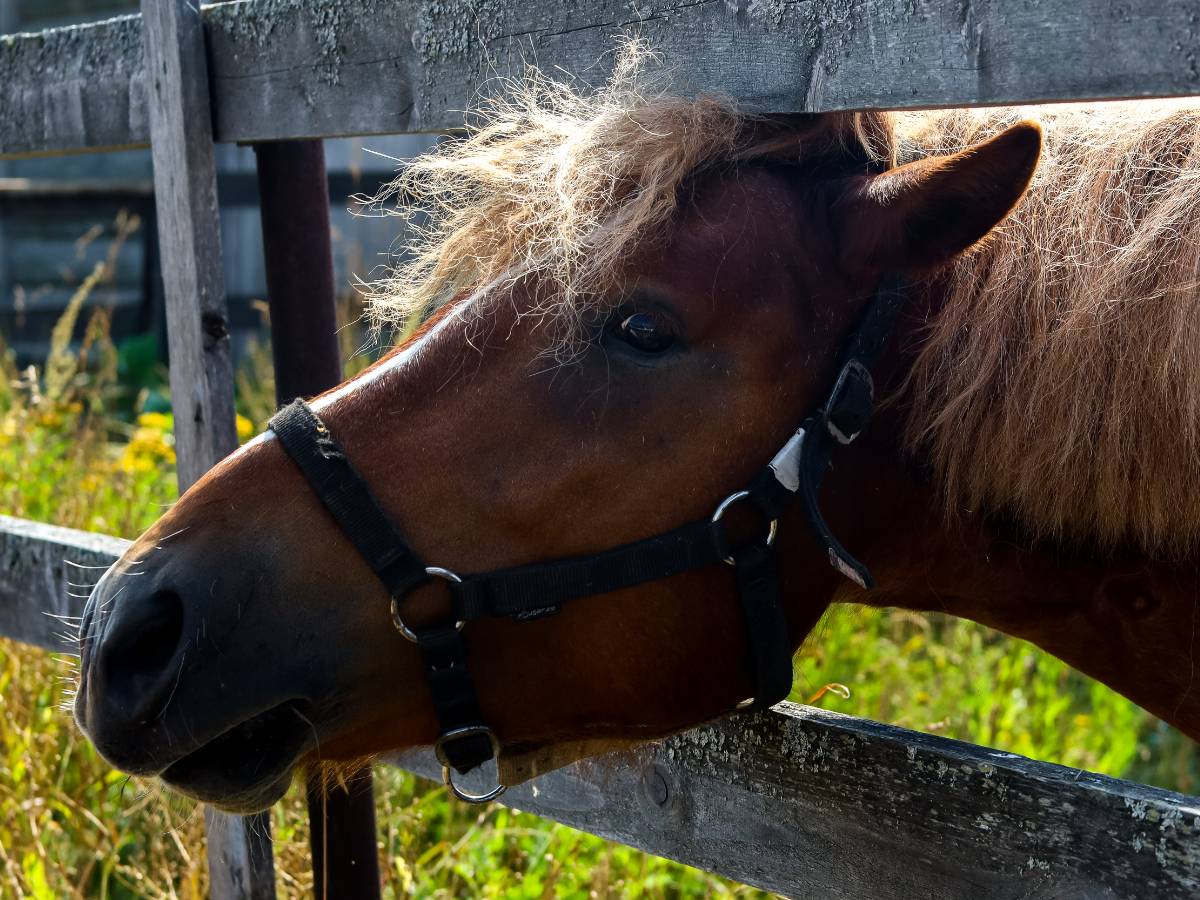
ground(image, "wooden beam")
xmin=0 ymin=515 xmax=126 ymax=651
xmin=4 ymin=512 xmax=1199 ymax=897
xmin=204 ymin=806 xmax=277 ymax=900
xmin=0 ymin=13 xmax=148 ymax=158
xmin=4 ymin=0 xmax=1200 ymax=159
xmin=140 ymin=1 xmax=273 ymax=895
xmin=393 ymin=703 xmax=1200 ymax=899
xmin=140 ymin=0 xmax=236 ymax=488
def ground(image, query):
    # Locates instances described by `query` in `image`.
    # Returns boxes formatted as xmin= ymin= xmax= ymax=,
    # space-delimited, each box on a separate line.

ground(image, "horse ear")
xmin=836 ymin=120 xmax=1042 ymax=274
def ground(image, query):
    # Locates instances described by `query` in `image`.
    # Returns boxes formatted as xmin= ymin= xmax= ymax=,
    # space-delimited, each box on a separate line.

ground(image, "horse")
xmin=74 ymin=51 xmax=1200 ymax=812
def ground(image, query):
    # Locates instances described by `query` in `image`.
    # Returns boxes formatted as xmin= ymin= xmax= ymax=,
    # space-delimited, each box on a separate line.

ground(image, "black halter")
xmin=268 ymin=277 xmax=906 ymax=802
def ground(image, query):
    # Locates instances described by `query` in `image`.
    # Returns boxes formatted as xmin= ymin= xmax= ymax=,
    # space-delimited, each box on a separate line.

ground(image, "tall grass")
xmin=0 ymin=255 xmax=1193 ymax=896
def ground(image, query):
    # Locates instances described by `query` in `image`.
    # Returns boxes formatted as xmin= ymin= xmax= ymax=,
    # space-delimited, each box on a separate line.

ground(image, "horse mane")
xmin=363 ymin=41 xmax=893 ymax=357
xmin=897 ymin=102 xmax=1200 ymax=558
xmin=365 ymin=45 xmax=1200 ymax=557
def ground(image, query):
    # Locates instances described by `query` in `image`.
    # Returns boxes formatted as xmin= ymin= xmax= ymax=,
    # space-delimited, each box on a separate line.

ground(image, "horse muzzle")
xmin=74 ymin=551 xmax=316 ymax=812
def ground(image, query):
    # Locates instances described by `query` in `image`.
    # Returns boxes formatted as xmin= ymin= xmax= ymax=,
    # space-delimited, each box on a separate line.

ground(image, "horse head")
xmin=74 ymin=71 xmax=1051 ymax=811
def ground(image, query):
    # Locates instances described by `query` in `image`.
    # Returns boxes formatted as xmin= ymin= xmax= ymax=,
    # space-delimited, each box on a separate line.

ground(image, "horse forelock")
xmin=898 ymin=101 xmax=1200 ymax=558
xmin=360 ymin=39 xmax=894 ymax=362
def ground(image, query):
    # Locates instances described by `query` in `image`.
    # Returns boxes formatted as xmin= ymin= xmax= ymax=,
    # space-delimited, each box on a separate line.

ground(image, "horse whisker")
xmin=155 ymin=646 xmax=190 ymax=723
xmin=292 ymin=706 xmax=322 ymax=759
xmin=154 ymin=527 xmax=189 ymax=548
xmin=363 ymin=146 xmax=405 ymax=164
xmin=42 ymin=611 xmax=83 ymax=622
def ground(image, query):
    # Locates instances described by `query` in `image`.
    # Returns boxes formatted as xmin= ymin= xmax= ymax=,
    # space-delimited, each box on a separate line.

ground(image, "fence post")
xmin=254 ymin=138 xmax=383 ymax=900
xmin=140 ymin=1 xmax=276 ymax=897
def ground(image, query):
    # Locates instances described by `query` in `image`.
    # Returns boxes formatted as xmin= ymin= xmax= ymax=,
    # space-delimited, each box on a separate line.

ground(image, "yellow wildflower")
xmin=136 ymin=412 xmax=172 ymax=431
xmin=236 ymin=414 xmax=254 ymax=443
xmin=118 ymin=422 xmax=176 ymax=473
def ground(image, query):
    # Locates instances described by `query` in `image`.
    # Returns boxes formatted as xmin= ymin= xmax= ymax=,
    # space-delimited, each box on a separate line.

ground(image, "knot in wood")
xmin=641 ymin=763 xmax=671 ymax=808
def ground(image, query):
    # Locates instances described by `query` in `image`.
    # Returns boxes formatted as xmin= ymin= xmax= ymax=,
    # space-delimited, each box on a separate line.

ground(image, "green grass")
xmin=0 ymin=278 xmax=1194 ymax=897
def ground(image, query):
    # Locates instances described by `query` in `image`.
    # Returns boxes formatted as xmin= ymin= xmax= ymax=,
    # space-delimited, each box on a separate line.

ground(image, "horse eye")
xmin=617 ymin=312 xmax=675 ymax=354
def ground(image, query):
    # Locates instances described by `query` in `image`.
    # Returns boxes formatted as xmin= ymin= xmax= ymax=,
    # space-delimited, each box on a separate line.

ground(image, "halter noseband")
xmin=268 ymin=277 xmax=906 ymax=802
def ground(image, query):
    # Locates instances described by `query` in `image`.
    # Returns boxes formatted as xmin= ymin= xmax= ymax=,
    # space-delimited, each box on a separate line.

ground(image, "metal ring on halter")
xmin=390 ymin=566 xmax=465 ymax=643
xmin=434 ymin=725 xmax=506 ymax=803
xmin=711 ymin=490 xmax=778 ymax=565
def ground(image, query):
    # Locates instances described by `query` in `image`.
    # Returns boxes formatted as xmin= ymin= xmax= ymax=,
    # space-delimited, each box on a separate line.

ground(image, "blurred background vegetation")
xmin=0 ymin=214 xmax=1196 ymax=899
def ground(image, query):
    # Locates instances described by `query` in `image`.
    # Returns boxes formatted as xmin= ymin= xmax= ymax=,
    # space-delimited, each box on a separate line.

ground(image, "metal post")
xmin=253 ymin=138 xmax=381 ymax=900
xmin=304 ymin=767 xmax=382 ymax=900
xmin=254 ymin=141 xmax=340 ymax=397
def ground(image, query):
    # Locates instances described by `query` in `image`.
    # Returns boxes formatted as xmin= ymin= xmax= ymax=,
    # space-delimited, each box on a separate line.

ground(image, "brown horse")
xmin=75 ymin=56 xmax=1200 ymax=811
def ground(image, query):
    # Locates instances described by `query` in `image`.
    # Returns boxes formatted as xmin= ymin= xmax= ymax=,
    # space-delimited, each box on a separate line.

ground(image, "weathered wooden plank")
xmin=141 ymin=0 xmax=237 ymax=489
xmin=0 ymin=13 xmax=148 ymax=158
xmin=204 ymin=806 xmax=278 ymax=900
xmin=140 ymin=2 xmax=273 ymax=894
xmin=4 ymin=514 xmax=1200 ymax=898
xmin=393 ymin=703 xmax=1200 ymax=900
xmin=0 ymin=514 xmax=126 ymax=651
xmin=210 ymin=0 xmax=1200 ymax=141
xmin=4 ymin=0 xmax=1200 ymax=159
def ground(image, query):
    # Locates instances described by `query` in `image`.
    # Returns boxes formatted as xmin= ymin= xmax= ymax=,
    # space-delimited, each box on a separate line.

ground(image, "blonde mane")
xmin=367 ymin=46 xmax=1200 ymax=558
xmin=899 ymin=102 xmax=1200 ymax=558
xmin=363 ymin=43 xmax=891 ymax=356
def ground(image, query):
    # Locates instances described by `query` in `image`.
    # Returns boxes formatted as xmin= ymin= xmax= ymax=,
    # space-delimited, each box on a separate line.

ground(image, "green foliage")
xmin=0 ymin=295 xmax=1193 ymax=897
xmin=792 ymin=606 xmax=1187 ymax=784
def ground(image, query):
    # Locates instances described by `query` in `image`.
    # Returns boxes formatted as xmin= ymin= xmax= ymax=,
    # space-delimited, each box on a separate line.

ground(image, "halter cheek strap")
xmin=269 ymin=402 xmax=499 ymax=794
xmin=268 ymin=276 xmax=906 ymax=803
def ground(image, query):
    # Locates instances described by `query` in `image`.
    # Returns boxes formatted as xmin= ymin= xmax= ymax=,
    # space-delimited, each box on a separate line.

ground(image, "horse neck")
xmin=894 ymin=105 xmax=1200 ymax=561
xmin=846 ymin=281 xmax=1200 ymax=740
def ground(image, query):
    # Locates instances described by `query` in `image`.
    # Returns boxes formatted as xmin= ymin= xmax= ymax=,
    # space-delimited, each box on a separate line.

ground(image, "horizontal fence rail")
xmin=0 ymin=515 xmax=128 ymax=651
xmin=3 ymin=0 xmax=1200 ymax=159
xmin=3 ymin=513 xmax=1199 ymax=898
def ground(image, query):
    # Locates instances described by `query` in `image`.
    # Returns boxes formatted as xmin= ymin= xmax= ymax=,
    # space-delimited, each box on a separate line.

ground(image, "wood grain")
xmin=140 ymin=0 xmax=237 ymax=490
xmin=0 ymin=514 xmax=126 ymax=652
xmin=204 ymin=806 xmax=278 ymax=900
xmin=0 ymin=12 xmax=147 ymax=158
xmin=4 ymin=0 xmax=1200 ymax=158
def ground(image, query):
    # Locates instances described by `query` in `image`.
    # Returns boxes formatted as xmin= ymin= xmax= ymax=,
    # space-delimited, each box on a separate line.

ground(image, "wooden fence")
xmin=2 ymin=1 xmax=1200 ymax=897
xmin=3 ymin=514 xmax=1199 ymax=897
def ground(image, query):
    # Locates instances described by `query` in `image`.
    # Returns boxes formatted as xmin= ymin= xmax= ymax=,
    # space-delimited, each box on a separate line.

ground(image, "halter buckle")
xmin=391 ymin=566 xmax=465 ymax=643
xmin=711 ymin=490 xmax=778 ymax=566
xmin=435 ymin=725 xmax=506 ymax=803
xmin=824 ymin=359 xmax=874 ymax=445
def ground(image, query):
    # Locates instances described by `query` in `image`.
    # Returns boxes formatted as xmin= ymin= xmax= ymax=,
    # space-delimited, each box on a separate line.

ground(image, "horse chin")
xmin=157 ymin=699 xmax=312 ymax=813
xmin=165 ymin=765 xmax=295 ymax=815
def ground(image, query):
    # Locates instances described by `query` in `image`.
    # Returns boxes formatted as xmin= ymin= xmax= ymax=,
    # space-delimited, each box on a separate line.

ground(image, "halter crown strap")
xmin=746 ymin=276 xmax=908 ymax=589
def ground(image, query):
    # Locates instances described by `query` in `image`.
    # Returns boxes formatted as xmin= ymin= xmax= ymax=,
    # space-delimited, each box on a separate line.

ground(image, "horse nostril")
xmin=99 ymin=589 xmax=186 ymax=719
